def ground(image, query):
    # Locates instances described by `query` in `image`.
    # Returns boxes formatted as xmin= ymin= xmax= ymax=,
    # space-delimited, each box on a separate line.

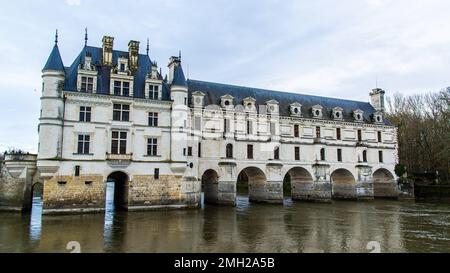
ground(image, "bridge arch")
xmin=373 ymin=168 xmax=398 ymax=199
xmin=106 ymin=171 xmax=129 ymax=211
xmin=237 ymin=166 xmax=267 ymax=203
xmin=283 ymin=167 xmax=314 ymax=200
xmin=331 ymin=168 xmax=357 ymax=200
xmin=202 ymin=169 xmax=220 ymax=205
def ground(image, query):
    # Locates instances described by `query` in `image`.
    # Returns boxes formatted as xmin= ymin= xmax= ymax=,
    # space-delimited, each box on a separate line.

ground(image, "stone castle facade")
xmin=0 ymin=33 xmax=399 ymax=214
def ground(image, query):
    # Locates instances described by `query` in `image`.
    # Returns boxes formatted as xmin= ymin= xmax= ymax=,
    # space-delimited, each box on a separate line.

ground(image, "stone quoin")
xmin=0 ymin=32 xmax=399 ymax=214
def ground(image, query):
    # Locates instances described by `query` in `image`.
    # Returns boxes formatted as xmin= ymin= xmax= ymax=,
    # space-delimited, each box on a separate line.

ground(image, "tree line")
xmin=386 ymin=87 xmax=450 ymax=184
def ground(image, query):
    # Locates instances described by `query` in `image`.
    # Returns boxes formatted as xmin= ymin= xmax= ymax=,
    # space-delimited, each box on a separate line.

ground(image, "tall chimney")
xmin=128 ymin=40 xmax=140 ymax=72
xmin=370 ymin=88 xmax=386 ymax=112
xmin=102 ymin=36 xmax=114 ymax=66
xmin=168 ymin=56 xmax=181 ymax=83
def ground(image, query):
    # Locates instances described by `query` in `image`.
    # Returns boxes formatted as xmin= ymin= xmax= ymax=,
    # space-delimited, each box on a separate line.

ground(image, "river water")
xmin=1 ymin=192 xmax=450 ymax=253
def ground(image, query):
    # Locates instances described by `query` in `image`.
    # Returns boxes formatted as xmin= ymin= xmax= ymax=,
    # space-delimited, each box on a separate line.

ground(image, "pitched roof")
xmin=172 ymin=64 xmax=188 ymax=87
xmin=62 ymin=46 xmax=170 ymax=100
xmin=187 ymin=79 xmax=392 ymax=125
xmin=43 ymin=45 xmax=65 ymax=72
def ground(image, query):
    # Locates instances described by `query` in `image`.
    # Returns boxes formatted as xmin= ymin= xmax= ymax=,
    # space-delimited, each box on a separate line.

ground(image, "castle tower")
xmin=168 ymin=55 xmax=189 ymax=173
xmin=38 ymin=31 xmax=65 ymax=163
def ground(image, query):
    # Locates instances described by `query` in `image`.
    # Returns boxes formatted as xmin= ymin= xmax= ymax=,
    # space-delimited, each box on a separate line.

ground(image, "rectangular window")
xmin=148 ymin=112 xmax=159 ymax=127
xmin=274 ymin=147 xmax=280 ymax=160
xmin=113 ymin=80 xmax=131 ymax=96
xmin=321 ymin=149 xmax=326 ymax=161
xmin=336 ymin=128 xmax=341 ymax=140
xmin=337 ymin=149 xmax=342 ymax=162
xmin=147 ymin=138 xmax=158 ymax=156
xmin=358 ymin=130 xmax=362 ymax=142
xmin=316 ymin=127 xmax=321 ymax=138
xmin=247 ymin=145 xmax=254 ymax=159
xmin=378 ymin=131 xmax=382 ymax=143
xmin=194 ymin=116 xmax=202 ymax=131
xmin=77 ymin=135 xmax=90 ymax=154
xmin=188 ymin=147 xmax=193 ymax=157
xmin=79 ymin=106 xmax=92 ymax=122
xmin=270 ymin=123 xmax=276 ymax=135
xmin=120 ymin=63 xmax=126 ymax=72
xmin=149 ymin=85 xmax=159 ymax=100
xmin=113 ymin=104 xmax=130 ymax=122
xmin=295 ymin=147 xmax=300 ymax=161
xmin=224 ymin=119 xmax=230 ymax=133
xmin=294 ymin=125 xmax=300 ymax=138
xmin=111 ymin=131 xmax=127 ymax=155
xmin=379 ymin=151 xmax=384 ymax=163
xmin=75 ymin=166 xmax=80 ymax=177
xmin=247 ymin=120 xmax=253 ymax=135
xmin=80 ymin=76 xmax=94 ymax=93
xmin=154 ymin=168 xmax=160 ymax=180
xmin=198 ymin=142 xmax=202 ymax=158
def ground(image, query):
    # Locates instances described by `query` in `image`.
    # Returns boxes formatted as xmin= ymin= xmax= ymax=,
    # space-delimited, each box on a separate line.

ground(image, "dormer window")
xmin=353 ymin=109 xmax=364 ymax=122
xmin=221 ymin=94 xmax=234 ymax=109
xmin=312 ymin=105 xmax=323 ymax=119
xmin=332 ymin=107 xmax=343 ymax=120
xmin=80 ymin=76 xmax=94 ymax=93
xmin=192 ymin=91 xmax=205 ymax=108
xmin=290 ymin=102 xmax=302 ymax=117
xmin=243 ymin=97 xmax=256 ymax=111
xmin=266 ymin=100 xmax=279 ymax=115
xmin=117 ymin=57 xmax=128 ymax=74
xmin=120 ymin=63 xmax=126 ymax=72
xmin=148 ymin=84 xmax=160 ymax=100
xmin=113 ymin=80 xmax=131 ymax=97
xmin=372 ymin=111 xmax=384 ymax=124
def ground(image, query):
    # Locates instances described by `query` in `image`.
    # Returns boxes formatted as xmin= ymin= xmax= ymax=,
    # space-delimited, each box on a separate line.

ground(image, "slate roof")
xmin=42 ymin=44 xmax=65 ymax=72
xmin=172 ymin=64 xmax=188 ymax=87
xmin=187 ymin=79 xmax=392 ymax=126
xmin=62 ymin=46 xmax=170 ymax=100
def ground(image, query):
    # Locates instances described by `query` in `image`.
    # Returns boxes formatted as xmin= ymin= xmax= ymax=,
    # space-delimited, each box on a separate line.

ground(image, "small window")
xmin=80 ymin=76 xmax=94 ymax=93
xmin=79 ymin=106 xmax=92 ymax=122
xmin=274 ymin=147 xmax=280 ymax=160
xmin=147 ymin=138 xmax=158 ymax=156
xmin=154 ymin=168 xmax=160 ymax=180
xmin=337 ymin=149 xmax=342 ymax=162
xmin=57 ymin=181 xmax=67 ymax=186
xmin=247 ymin=120 xmax=253 ymax=135
xmin=149 ymin=85 xmax=159 ymax=100
xmin=316 ymin=127 xmax=321 ymax=139
xmin=194 ymin=116 xmax=202 ymax=131
xmin=120 ymin=63 xmax=126 ymax=72
xmin=77 ymin=135 xmax=90 ymax=154
xmin=85 ymin=181 xmax=93 ymax=186
xmin=270 ymin=123 xmax=276 ymax=135
xmin=75 ymin=166 xmax=80 ymax=177
xmin=247 ymin=145 xmax=254 ymax=159
xmin=187 ymin=147 xmax=193 ymax=157
xmin=148 ymin=112 xmax=159 ymax=127
xmin=336 ymin=128 xmax=341 ymax=140
xmin=224 ymin=119 xmax=230 ymax=133
xmin=320 ymin=148 xmax=326 ymax=161
xmin=363 ymin=150 xmax=368 ymax=162
xmin=357 ymin=130 xmax=362 ymax=142
xmin=295 ymin=147 xmax=300 ymax=161
xmin=184 ymin=97 xmax=187 ymax=106
xmin=378 ymin=131 xmax=382 ymax=143
xmin=294 ymin=125 xmax=300 ymax=138
xmin=198 ymin=142 xmax=202 ymax=158
xmin=226 ymin=144 xmax=233 ymax=158
xmin=379 ymin=151 xmax=384 ymax=163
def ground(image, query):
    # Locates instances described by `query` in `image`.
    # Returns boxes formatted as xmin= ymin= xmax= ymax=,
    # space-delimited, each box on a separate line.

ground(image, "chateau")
xmin=0 ymin=33 xmax=399 ymax=214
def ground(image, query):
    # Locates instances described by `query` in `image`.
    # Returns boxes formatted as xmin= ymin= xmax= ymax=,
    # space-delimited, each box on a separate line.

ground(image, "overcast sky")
xmin=1 ymin=0 xmax=450 ymax=153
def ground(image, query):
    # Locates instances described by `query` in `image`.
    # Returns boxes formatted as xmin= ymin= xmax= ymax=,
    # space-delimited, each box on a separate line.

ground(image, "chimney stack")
xmin=102 ymin=36 xmax=114 ymax=66
xmin=128 ymin=40 xmax=140 ymax=72
xmin=370 ymin=88 xmax=386 ymax=113
xmin=168 ymin=56 xmax=181 ymax=83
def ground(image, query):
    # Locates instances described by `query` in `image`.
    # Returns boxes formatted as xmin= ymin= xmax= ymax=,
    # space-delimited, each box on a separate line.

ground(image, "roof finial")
xmin=179 ymin=50 xmax=181 ymax=60
xmin=146 ymin=38 xmax=150 ymax=56
xmin=84 ymin=27 xmax=88 ymax=46
xmin=55 ymin=29 xmax=59 ymax=45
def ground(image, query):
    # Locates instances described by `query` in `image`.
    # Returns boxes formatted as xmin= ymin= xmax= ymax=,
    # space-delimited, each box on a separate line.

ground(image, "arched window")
xmin=320 ymin=148 xmax=326 ymax=161
xmin=363 ymin=150 xmax=367 ymax=162
xmin=226 ymin=144 xmax=233 ymax=158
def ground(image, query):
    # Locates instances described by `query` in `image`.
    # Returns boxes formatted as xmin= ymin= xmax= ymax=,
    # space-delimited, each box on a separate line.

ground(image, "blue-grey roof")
xmin=43 ymin=45 xmax=65 ymax=72
xmin=63 ymin=46 xmax=170 ymax=100
xmin=172 ymin=64 xmax=188 ymax=87
xmin=187 ymin=79 xmax=392 ymax=126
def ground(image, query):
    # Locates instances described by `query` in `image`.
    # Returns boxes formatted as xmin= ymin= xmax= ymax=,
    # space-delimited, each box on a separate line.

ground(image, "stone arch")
xmin=202 ymin=169 xmax=220 ymax=205
xmin=237 ymin=166 xmax=267 ymax=203
xmin=284 ymin=167 xmax=314 ymax=200
xmin=331 ymin=168 xmax=357 ymax=200
xmin=373 ymin=168 xmax=398 ymax=199
xmin=106 ymin=171 xmax=129 ymax=211
xmin=31 ymin=182 xmax=44 ymax=199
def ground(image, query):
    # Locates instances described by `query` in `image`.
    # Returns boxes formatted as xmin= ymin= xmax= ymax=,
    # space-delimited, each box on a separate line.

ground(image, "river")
xmin=1 ymin=192 xmax=450 ymax=253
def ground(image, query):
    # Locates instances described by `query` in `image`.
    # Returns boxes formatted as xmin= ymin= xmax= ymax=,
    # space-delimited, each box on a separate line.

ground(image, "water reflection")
xmin=2 ymin=195 xmax=450 ymax=253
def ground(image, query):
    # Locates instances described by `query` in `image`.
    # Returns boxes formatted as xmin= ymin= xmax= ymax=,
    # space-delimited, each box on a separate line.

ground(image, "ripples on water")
xmin=1 ymin=192 xmax=450 ymax=253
